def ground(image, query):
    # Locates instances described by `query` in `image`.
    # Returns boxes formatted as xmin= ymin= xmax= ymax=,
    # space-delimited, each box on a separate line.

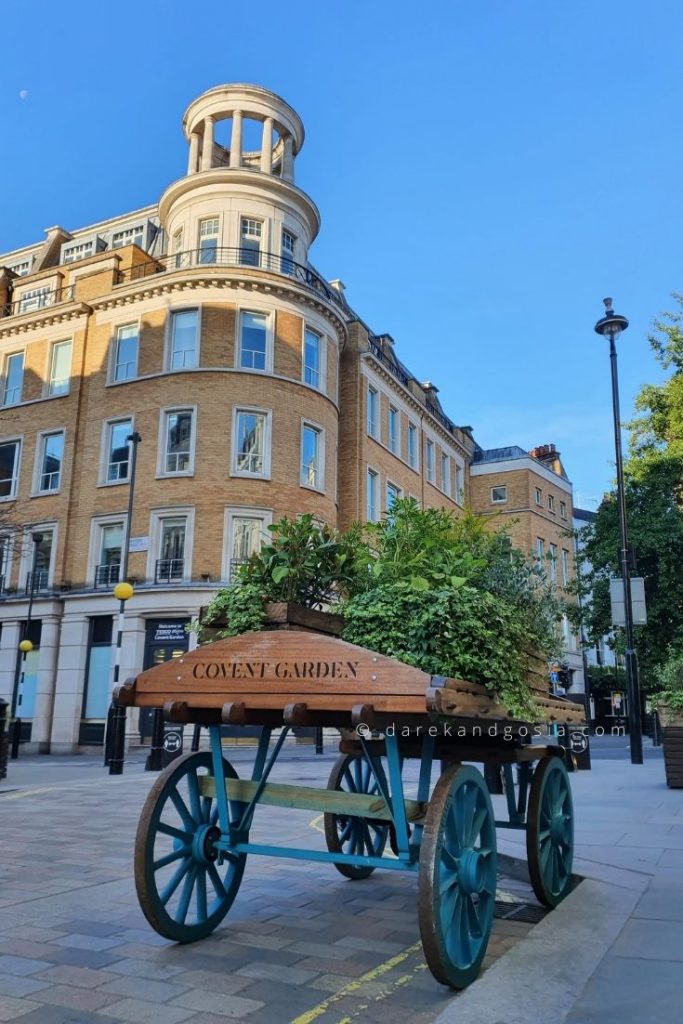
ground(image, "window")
xmin=9 ymin=259 xmax=31 ymax=277
xmin=535 ymin=487 xmax=542 ymax=505
xmin=49 ymin=340 xmax=72 ymax=395
xmin=163 ymin=410 xmax=194 ymax=474
xmin=0 ymin=440 xmax=21 ymax=499
xmin=157 ymin=518 xmax=186 ymax=581
xmin=63 ymin=241 xmax=93 ymax=263
xmin=95 ymin=523 xmax=123 ymax=586
xmin=38 ymin=432 xmax=64 ymax=492
xmin=561 ymin=549 xmax=570 ymax=586
xmin=172 ymin=228 xmax=184 ymax=268
xmin=367 ymin=468 xmax=379 ymax=522
xmin=105 ymin=420 xmax=132 ymax=482
xmin=112 ymin=225 xmax=144 ymax=249
xmin=301 ymin=423 xmax=323 ymax=490
xmin=0 ymin=532 xmax=12 ymax=587
xmin=24 ymin=530 xmax=54 ymax=590
xmin=425 ymin=440 xmax=435 ymax=483
xmin=281 ymin=229 xmax=296 ymax=273
xmin=83 ymin=617 xmax=114 ymax=718
xmin=455 ymin=464 xmax=465 ymax=505
xmin=228 ymin=513 xmax=270 ymax=577
xmin=234 ymin=409 xmax=269 ymax=476
xmin=170 ymin=310 xmax=198 ymax=369
xmin=239 ymin=311 xmax=268 ymax=370
xmin=18 ymin=287 xmax=51 ymax=314
xmin=240 ymin=218 xmax=262 ymax=266
xmin=3 ymin=353 xmax=24 ymax=406
xmin=491 ymin=485 xmax=507 ymax=504
xmin=408 ymin=423 xmax=418 ymax=469
xmin=441 ymin=453 xmax=450 ymax=496
xmin=549 ymin=543 xmax=558 ymax=582
xmin=113 ymin=324 xmax=138 ymax=381
xmin=367 ymin=386 xmax=379 ymax=438
xmin=198 ymin=217 xmax=219 ymax=264
xmin=535 ymin=537 xmax=545 ymax=562
xmin=386 ymin=481 xmax=402 ymax=511
xmin=560 ymin=500 xmax=567 ymax=519
xmin=304 ymin=328 xmax=322 ymax=388
xmin=548 ymin=494 xmax=556 ymax=513
xmin=388 ymin=406 xmax=399 ymax=455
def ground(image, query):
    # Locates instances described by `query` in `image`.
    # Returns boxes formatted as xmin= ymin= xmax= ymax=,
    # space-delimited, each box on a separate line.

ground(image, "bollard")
xmin=108 ymin=706 xmax=126 ymax=775
xmin=145 ymin=708 xmax=165 ymax=771
xmin=0 ymin=700 xmax=8 ymax=781
xmin=103 ymin=702 xmax=115 ymax=766
xmin=315 ymin=726 xmax=323 ymax=755
xmin=191 ymin=724 xmax=202 ymax=752
xmin=652 ymin=710 xmax=662 ymax=747
xmin=10 ymin=717 xmax=22 ymax=760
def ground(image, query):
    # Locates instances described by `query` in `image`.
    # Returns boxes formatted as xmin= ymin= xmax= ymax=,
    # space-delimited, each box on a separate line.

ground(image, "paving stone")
xmin=31 ymin=985 xmax=119 ymax=1012
xmin=55 ymin=935 xmax=126 ymax=952
xmin=0 ymin=996 xmax=41 ymax=1021
xmin=0 ymin=958 xmax=52 ymax=978
xmin=97 ymin=998 xmax=195 ymax=1023
xmin=566 ymin=954 xmax=683 ymax=1024
xmin=34 ymin=967 xmax=121 ymax=989
xmin=0 ymin=977 xmax=52 ymax=999
xmin=105 ymin=959 xmax=187 ymax=982
xmin=48 ymin=949 xmax=122 ymax=970
xmin=98 ymin=976 xmax=189 ymax=1002
xmin=5 ymin=1007 xmax=113 ymax=1024
xmin=171 ymin=971 xmax=252 ymax=996
xmin=236 ymin=961 xmax=319 ymax=985
xmin=59 ymin=922 xmax=125 ymax=938
xmin=169 ymin=989 xmax=264 ymax=1017
xmin=612 ymin=918 xmax=683 ymax=961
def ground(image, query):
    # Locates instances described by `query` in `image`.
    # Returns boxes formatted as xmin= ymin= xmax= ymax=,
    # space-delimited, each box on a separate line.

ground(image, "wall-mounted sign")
xmin=151 ymin=621 xmax=189 ymax=645
xmin=128 ymin=536 xmax=149 ymax=552
xmin=609 ymin=578 xmax=647 ymax=626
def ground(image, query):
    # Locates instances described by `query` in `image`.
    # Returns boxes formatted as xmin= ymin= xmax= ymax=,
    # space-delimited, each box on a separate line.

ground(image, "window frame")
xmin=366 ymin=466 xmax=380 ymax=522
xmin=0 ymin=437 xmax=22 ymax=502
xmin=239 ymin=216 xmax=263 ymax=267
xmin=561 ymin=548 xmax=570 ymax=586
xmin=388 ymin=405 xmax=400 ymax=455
xmin=441 ymin=453 xmax=451 ymax=496
xmin=300 ymin=419 xmax=325 ymax=492
xmin=237 ymin=308 xmax=274 ymax=373
xmin=407 ymin=422 xmax=419 ymax=471
xmin=535 ymin=487 xmax=542 ymax=506
xmin=303 ymin=326 xmax=325 ymax=391
xmin=549 ymin=542 xmax=558 ymax=582
xmin=455 ymin=462 xmax=465 ymax=506
xmin=535 ymin=537 xmax=545 ymax=562
xmin=560 ymin=500 xmax=567 ymax=519
xmin=231 ymin=406 xmax=272 ymax=479
xmin=100 ymin=417 xmax=134 ymax=486
xmin=548 ymin=494 xmax=556 ymax=514
xmin=367 ymin=385 xmax=379 ymax=439
xmin=167 ymin=307 xmax=201 ymax=371
xmin=197 ymin=216 xmax=221 ymax=264
xmin=491 ymin=484 xmax=507 ymax=504
xmin=386 ymin=480 xmax=403 ymax=513
xmin=223 ymin=506 xmax=273 ymax=581
xmin=35 ymin=429 xmax=66 ymax=495
xmin=19 ymin=521 xmax=57 ymax=589
xmin=47 ymin=339 xmax=73 ymax=397
xmin=112 ymin=322 xmax=140 ymax=382
xmin=147 ymin=506 xmax=195 ymax=583
xmin=281 ymin=228 xmax=296 ymax=273
xmin=157 ymin=406 xmax=197 ymax=478
xmin=2 ymin=351 xmax=25 ymax=407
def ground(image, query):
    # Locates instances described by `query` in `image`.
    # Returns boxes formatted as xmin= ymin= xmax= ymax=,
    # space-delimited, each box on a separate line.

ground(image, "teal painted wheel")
xmin=324 ymin=754 xmax=389 ymax=879
xmin=418 ymin=764 xmax=497 ymax=989
xmin=526 ymin=755 xmax=574 ymax=908
xmin=134 ymin=752 xmax=246 ymax=942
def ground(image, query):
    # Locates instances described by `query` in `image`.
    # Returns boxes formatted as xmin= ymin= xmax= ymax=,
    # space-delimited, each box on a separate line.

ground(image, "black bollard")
xmin=146 ymin=708 xmax=165 ymax=771
xmin=315 ymin=727 xmax=323 ymax=754
xmin=191 ymin=724 xmax=202 ymax=752
xmin=0 ymin=700 xmax=8 ymax=781
xmin=10 ymin=717 xmax=22 ymax=760
xmin=108 ymin=706 xmax=126 ymax=775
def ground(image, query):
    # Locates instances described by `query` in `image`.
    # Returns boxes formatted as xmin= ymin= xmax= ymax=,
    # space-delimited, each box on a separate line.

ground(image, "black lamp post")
xmin=10 ymin=532 xmax=43 ymax=757
xmin=594 ymin=298 xmax=643 ymax=765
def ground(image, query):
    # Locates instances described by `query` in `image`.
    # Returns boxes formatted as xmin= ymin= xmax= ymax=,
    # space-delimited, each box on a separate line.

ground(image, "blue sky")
xmin=2 ymin=0 xmax=680 ymax=507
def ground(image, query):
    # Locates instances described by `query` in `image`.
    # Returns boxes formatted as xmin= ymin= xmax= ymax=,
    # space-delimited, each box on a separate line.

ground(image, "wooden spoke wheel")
xmin=324 ymin=754 xmax=389 ymax=879
xmin=418 ymin=764 xmax=497 ymax=989
xmin=526 ymin=755 xmax=574 ymax=908
xmin=134 ymin=752 xmax=246 ymax=942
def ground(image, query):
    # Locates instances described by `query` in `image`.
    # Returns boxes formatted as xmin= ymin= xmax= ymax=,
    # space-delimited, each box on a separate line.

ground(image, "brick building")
xmin=0 ymin=83 xmax=581 ymax=753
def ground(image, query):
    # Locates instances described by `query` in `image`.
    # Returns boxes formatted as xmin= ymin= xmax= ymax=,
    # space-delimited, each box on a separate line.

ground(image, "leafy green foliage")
xmin=654 ymin=653 xmax=683 ymax=717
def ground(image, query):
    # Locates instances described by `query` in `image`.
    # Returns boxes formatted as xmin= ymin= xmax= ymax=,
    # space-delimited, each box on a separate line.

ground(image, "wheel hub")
xmin=549 ymin=812 xmax=569 ymax=846
xmin=191 ymin=824 xmax=220 ymax=864
xmin=458 ymin=848 xmax=485 ymax=895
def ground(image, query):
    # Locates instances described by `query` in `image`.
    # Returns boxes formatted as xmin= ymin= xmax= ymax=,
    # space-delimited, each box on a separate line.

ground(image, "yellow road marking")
xmin=289 ymin=941 xmax=422 ymax=1024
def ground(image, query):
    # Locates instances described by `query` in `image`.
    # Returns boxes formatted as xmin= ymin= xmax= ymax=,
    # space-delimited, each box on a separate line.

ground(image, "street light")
xmin=594 ymin=298 xmax=643 ymax=765
xmin=10 ymin=532 xmax=43 ymax=756
xmin=107 ymin=432 xmax=142 ymax=775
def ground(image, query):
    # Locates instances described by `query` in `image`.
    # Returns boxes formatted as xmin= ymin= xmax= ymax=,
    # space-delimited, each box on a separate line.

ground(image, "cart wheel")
xmin=324 ymin=754 xmax=389 ymax=879
xmin=526 ymin=755 xmax=574 ymax=908
xmin=134 ymin=751 xmax=246 ymax=942
xmin=418 ymin=764 xmax=497 ymax=989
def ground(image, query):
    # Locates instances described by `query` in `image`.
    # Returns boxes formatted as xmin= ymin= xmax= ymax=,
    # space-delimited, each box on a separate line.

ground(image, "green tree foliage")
xmin=575 ymin=296 xmax=683 ymax=687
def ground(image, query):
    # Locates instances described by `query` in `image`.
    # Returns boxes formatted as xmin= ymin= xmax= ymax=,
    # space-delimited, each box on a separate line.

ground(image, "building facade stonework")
xmin=0 ymin=84 xmax=582 ymax=753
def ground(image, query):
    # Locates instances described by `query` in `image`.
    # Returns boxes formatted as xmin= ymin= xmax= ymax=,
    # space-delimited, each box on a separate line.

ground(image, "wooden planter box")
xmin=659 ymin=705 xmax=683 ymax=789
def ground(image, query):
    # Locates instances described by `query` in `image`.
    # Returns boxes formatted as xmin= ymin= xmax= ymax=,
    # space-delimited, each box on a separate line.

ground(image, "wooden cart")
xmin=115 ymin=624 xmax=583 ymax=990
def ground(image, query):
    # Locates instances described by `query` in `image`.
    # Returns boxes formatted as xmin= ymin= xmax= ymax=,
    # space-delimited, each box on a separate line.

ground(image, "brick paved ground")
xmin=0 ymin=744 xmax=542 ymax=1023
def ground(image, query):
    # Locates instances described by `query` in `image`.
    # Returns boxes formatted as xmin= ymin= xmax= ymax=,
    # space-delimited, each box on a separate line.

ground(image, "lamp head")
xmin=19 ymin=639 xmax=33 ymax=653
xmin=114 ymin=581 xmax=134 ymax=602
xmin=595 ymin=297 xmax=629 ymax=340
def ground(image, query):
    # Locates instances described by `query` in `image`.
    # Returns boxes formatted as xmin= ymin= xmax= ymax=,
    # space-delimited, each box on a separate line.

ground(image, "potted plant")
xmin=654 ymin=654 xmax=683 ymax=788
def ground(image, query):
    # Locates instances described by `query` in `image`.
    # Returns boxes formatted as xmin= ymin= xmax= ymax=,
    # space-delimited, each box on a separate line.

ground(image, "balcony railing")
xmin=154 ymin=558 xmax=184 ymax=583
xmin=25 ymin=569 xmax=50 ymax=594
xmin=367 ymin=338 xmax=411 ymax=386
xmin=94 ymin=563 xmax=121 ymax=588
xmin=2 ymin=285 xmax=75 ymax=318
xmin=117 ymin=248 xmax=347 ymax=308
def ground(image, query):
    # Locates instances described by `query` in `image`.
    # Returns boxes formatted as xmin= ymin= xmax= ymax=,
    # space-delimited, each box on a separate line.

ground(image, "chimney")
xmin=529 ymin=443 xmax=559 ymax=464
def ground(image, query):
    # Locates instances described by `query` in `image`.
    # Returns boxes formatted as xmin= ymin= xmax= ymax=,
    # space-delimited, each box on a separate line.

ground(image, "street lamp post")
xmin=594 ymin=298 xmax=643 ymax=765
xmin=107 ymin=432 xmax=142 ymax=775
xmin=10 ymin=532 xmax=43 ymax=757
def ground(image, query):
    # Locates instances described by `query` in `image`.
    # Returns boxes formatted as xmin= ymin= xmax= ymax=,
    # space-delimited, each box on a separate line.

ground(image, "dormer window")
xmin=112 ymin=225 xmax=144 ymax=249
xmin=63 ymin=241 xmax=94 ymax=263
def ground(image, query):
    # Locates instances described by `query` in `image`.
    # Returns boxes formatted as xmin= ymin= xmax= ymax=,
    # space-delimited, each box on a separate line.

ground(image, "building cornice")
xmin=470 ymin=456 xmax=573 ymax=493
xmin=0 ymin=303 xmax=92 ymax=339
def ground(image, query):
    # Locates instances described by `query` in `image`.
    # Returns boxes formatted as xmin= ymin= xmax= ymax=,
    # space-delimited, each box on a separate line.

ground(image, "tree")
xmin=575 ymin=295 xmax=683 ymax=688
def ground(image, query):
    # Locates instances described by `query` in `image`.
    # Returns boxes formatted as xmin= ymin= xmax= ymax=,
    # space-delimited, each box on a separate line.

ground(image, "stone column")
xmin=50 ymin=612 xmax=89 ymax=754
xmin=0 ymin=619 xmax=21 ymax=705
xmin=201 ymin=116 xmax=215 ymax=171
xmin=282 ymin=134 xmax=294 ymax=182
xmin=188 ymin=131 xmax=200 ymax=174
xmin=229 ymin=110 xmax=243 ymax=168
xmin=31 ymin=614 xmax=60 ymax=752
xmin=260 ymin=117 xmax=274 ymax=173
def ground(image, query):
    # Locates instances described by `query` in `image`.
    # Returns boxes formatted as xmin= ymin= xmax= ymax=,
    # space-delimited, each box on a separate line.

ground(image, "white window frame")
xmin=560 ymin=500 xmax=567 ymax=520
xmin=536 ymin=537 xmax=545 ymax=562
xmin=100 ymin=417 xmax=134 ymax=486
xmin=535 ymin=487 xmax=542 ymax=506
xmin=303 ymin=326 xmax=326 ymax=391
xmin=407 ymin=422 xmax=419 ymax=471
xmin=367 ymin=466 xmax=380 ymax=522
xmin=388 ymin=405 xmax=400 ymax=455
xmin=111 ymin=322 xmax=140 ymax=382
xmin=455 ymin=462 xmax=465 ymax=506
xmin=87 ymin=512 xmax=128 ymax=587
xmin=197 ymin=216 xmax=221 ymax=264
xmin=0 ymin=437 xmax=22 ymax=502
xmin=300 ymin=420 xmax=325 ymax=492
xmin=281 ymin=228 xmax=296 ymax=273
xmin=239 ymin=217 xmax=263 ymax=267
xmin=18 ymin=286 xmax=53 ymax=313
xmin=237 ymin=307 xmax=274 ymax=373
xmin=112 ymin=224 xmax=145 ymax=249
xmin=367 ymin=385 xmax=379 ymax=439
xmin=167 ymin=307 xmax=201 ymax=371
xmin=386 ymin=480 xmax=403 ymax=512
xmin=34 ymin=429 xmax=66 ymax=495
xmin=548 ymin=494 xmax=556 ymax=514
xmin=561 ymin=548 xmax=570 ymax=586
xmin=19 ymin=522 xmax=58 ymax=589
xmin=2 ymin=350 xmax=25 ymax=407
xmin=425 ymin=439 xmax=435 ymax=483
xmin=549 ymin=543 xmax=558 ymax=582
xmin=231 ymin=406 xmax=272 ymax=479
xmin=441 ymin=453 xmax=451 ymax=496
xmin=62 ymin=240 xmax=94 ymax=264
xmin=157 ymin=406 xmax=197 ymax=478
xmin=0 ymin=530 xmax=16 ymax=588
xmin=491 ymin=485 xmax=507 ymax=504
xmin=147 ymin=506 xmax=195 ymax=583
xmin=47 ymin=339 xmax=73 ymax=396
xmin=222 ymin=506 xmax=273 ymax=581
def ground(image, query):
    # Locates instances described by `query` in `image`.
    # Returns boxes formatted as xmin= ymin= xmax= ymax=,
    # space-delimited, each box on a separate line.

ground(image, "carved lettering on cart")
xmin=191 ymin=660 xmax=361 ymax=682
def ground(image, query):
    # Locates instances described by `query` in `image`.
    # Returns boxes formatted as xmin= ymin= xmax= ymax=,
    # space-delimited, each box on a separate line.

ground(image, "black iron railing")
xmin=367 ymin=338 xmax=411 ymax=387
xmin=25 ymin=570 xmax=49 ymax=594
xmin=94 ymin=563 xmax=121 ymax=588
xmin=154 ymin=558 xmax=184 ymax=583
xmin=2 ymin=285 xmax=75 ymax=318
xmin=118 ymin=248 xmax=346 ymax=308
